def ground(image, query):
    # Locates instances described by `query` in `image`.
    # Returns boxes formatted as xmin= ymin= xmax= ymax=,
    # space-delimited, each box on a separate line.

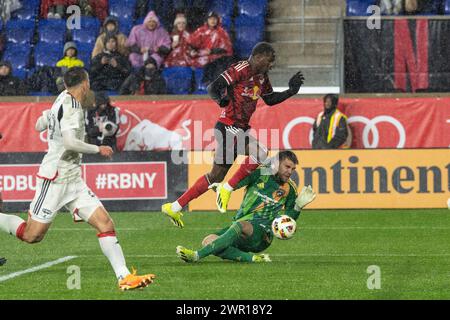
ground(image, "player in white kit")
xmin=0 ymin=67 xmax=155 ymax=290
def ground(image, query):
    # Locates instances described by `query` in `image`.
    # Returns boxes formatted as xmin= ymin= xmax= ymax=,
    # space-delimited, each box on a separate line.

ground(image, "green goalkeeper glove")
xmin=294 ymin=185 xmax=316 ymax=211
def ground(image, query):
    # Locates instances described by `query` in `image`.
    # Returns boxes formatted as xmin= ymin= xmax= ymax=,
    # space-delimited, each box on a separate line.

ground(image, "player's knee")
xmin=97 ymin=218 xmax=115 ymax=233
xmin=207 ymin=171 xmax=227 ymax=183
xmin=22 ymin=233 xmax=45 ymax=244
xmin=237 ymin=221 xmax=253 ymax=236
xmin=202 ymin=234 xmax=218 ymax=246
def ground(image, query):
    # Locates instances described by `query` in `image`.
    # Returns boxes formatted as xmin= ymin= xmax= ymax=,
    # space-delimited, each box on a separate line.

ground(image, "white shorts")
xmin=30 ymin=177 xmax=102 ymax=224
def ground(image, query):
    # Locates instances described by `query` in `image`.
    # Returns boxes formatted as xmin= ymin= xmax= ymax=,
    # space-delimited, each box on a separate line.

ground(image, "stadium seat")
xmin=35 ymin=43 xmax=64 ymax=67
xmin=416 ymin=0 xmax=441 ymax=15
xmin=162 ymin=67 xmax=193 ymax=94
xmin=346 ymin=0 xmax=376 ymax=16
xmin=238 ymin=0 xmax=268 ymax=18
xmin=38 ymin=19 xmax=67 ymax=45
xmin=2 ymin=46 xmax=30 ymax=79
xmin=6 ymin=27 xmax=34 ymax=45
xmin=77 ymin=50 xmax=92 ymax=69
xmin=193 ymin=68 xmax=207 ymax=94
xmin=210 ymin=0 xmax=234 ymax=17
xmin=109 ymin=0 xmax=137 ymax=20
xmin=117 ymin=17 xmax=134 ymax=36
xmin=72 ymin=28 xmax=98 ymax=45
xmin=234 ymin=15 xmax=265 ymax=28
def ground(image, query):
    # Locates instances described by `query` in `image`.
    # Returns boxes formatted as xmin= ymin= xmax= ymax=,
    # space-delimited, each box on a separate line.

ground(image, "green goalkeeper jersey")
xmin=233 ymin=167 xmax=300 ymax=228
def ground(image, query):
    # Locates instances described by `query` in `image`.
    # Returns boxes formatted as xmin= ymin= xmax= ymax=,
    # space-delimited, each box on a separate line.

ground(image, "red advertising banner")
xmin=84 ymin=162 xmax=167 ymax=200
xmin=0 ymin=162 xmax=167 ymax=202
xmin=0 ymin=97 xmax=449 ymax=152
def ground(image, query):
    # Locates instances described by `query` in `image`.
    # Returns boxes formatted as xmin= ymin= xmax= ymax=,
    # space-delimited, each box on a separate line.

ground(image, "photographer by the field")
xmin=85 ymin=92 xmax=120 ymax=151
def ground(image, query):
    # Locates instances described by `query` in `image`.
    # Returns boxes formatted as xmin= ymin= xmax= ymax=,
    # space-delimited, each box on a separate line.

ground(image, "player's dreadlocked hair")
xmin=64 ymin=67 xmax=88 ymax=88
xmin=277 ymin=150 xmax=299 ymax=165
xmin=251 ymin=42 xmax=275 ymax=57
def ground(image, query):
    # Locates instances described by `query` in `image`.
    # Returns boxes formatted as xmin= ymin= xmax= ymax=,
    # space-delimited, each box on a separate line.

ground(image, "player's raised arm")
xmin=207 ymin=76 xmax=230 ymax=108
xmin=35 ymin=110 xmax=50 ymax=132
xmin=286 ymin=185 xmax=317 ymax=221
xmin=261 ymin=71 xmax=305 ymax=106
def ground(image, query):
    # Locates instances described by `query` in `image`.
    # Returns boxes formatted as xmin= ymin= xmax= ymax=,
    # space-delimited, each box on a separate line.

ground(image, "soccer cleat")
xmin=252 ymin=254 xmax=272 ymax=263
xmin=162 ymin=203 xmax=184 ymax=228
xmin=176 ymin=245 xmax=199 ymax=263
xmin=118 ymin=268 xmax=156 ymax=291
xmin=0 ymin=257 xmax=6 ymax=266
xmin=215 ymin=184 xmax=232 ymax=213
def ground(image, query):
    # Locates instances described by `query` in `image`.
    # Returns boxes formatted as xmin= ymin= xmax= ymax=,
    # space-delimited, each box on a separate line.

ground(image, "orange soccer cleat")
xmin=118 ymin=268 xmax=156 ymax=291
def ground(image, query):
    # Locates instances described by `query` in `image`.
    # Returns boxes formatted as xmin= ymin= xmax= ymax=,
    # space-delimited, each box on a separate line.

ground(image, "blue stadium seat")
xmin=38 ymin=19 xmax=67 ymax=45
xmin=210 ymin=0 xmax=234 ymax=17
xmin=6 ymin=19 xmax=35 ymax=30
xmin=193 ymin=68 xmax=207 ymax=94
xmin=234 ymin=15 xmax=265 ymax=28
xmin=346 ymin=0 xmax=376 ymax=16
xmin=72 ymin=28 xmax=98 ymax=45
xmin=117 ymin=17 xmax=134 ymax=36
xmin=416 ymin=0 xmax=441 ymax=15
xmin=79 ymin=17 xmax=101 ymax=31
xmin=162 ymin=67 xmax=193 ymax=94
xmin=6 ymin=27 xmax=34 ymax=45
xmin=110 ymin=0 xmax=137 ymax=20
xmin=2 ymin=46 xmax=30 ymax=79
xmin=35 ymin=43 xmax=64 ymax=67
xmin=238 ymin=0 xmax=268 ymax=18
xmin=445 ymin=0 xmax=450 ymax=13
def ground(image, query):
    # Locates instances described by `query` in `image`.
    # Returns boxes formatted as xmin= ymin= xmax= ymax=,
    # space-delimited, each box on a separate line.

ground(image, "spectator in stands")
xmin=0 ymin=61 xmax=28 ymax=96
xmin=126 ymin=11 xmax=171 ymax=69
xmin=188 ymin=11 xmax=233 ymax=83
xmin=165 ymin=15 xmax=192 ymax=67
xmin=92 ymin=16 xmax=129 ymax=58
xmin=42 ymin=0 xmax=107 ymax=21
xmin=56 ymin=41 xmax=85 ymax=70
xmin=379 ymin=0 xmax=402 ymax=15
xmin=90 ymin=35 xmax=132 ymax=91
xmin=85 ymin=91 xmax=120 ymax=151
xmin=0 ymin=0 xmax=22 ymax=23
xmin=312 ymin=94 xmax=351 ymax=149
xmin=119 ymin=57 xmax=166 ymax=95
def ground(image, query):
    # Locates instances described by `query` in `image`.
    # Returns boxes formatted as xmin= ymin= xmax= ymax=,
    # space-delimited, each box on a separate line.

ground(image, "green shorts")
xmin=214 ymin=220 xmax=273 ymax=253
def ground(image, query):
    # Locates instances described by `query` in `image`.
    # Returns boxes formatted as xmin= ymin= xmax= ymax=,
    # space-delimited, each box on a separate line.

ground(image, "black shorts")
xmin=214 ymin=121 xmax=257 ymax=167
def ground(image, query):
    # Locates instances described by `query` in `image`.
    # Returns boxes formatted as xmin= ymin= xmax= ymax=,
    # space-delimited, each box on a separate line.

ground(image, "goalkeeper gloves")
xmin=288 ymin=71 xmax=305 ymax=95
xmin=294 ymin=185 xmax=316 ymax=211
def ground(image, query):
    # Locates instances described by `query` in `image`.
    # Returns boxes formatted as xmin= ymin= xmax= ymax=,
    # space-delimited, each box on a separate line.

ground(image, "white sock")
xmin=223 ymin=183 xmax=234 ymax=192
xmin=171 ymin=201 xmax=182 ymax=212
xmin=0 ymin=213 xmax=25 ymax=236
xmin=98 ymin=234 xmax=130 ymax=280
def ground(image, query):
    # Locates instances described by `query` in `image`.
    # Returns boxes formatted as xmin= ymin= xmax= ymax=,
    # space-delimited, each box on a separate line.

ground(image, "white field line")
xmin=0 ymin=256 xmax=77 ymax=283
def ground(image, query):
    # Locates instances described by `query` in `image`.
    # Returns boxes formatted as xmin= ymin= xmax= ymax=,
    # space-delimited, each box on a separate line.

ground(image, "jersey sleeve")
xmin=220 ymin=61 xmax=249 ymax=86
xmin=235 ymin=168 xmax=262 ymax=190
xmin=284 ymin=181 xmax=300 ymax=220
xmin=60 ymin=97 xmax=80 ymax=132
xmin=260 ymin=74 xmax=273 ymax=95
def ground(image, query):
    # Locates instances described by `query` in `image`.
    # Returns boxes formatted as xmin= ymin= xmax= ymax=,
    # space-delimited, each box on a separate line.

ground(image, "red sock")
xmin=228 ymin=157 xmax=259 ymax=188
xmin=16 ymin=222 xmax=26 ymax=241
xmin=177 ymin=175 xmax=210 ymax=207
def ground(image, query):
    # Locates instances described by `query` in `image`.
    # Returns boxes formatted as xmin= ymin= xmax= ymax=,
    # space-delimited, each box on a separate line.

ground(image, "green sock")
xmin=197 ymin=222 xmax=243 ymax=259
xmin=215 ymin=246 xmax=253 ymax=262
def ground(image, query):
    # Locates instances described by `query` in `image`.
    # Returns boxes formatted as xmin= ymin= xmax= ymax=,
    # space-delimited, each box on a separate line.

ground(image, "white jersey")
xmin=37 ymin=90 xmax=85 ymax=183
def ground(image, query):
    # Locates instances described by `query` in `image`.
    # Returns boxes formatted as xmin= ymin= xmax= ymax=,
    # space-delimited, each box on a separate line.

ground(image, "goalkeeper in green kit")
xmin=176 ymin=151 xmax=317 ymax=263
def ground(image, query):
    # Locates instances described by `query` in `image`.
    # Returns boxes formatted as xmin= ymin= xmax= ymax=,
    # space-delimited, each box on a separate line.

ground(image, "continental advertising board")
xmin=188 ymin=149 xmax=450 ymax=210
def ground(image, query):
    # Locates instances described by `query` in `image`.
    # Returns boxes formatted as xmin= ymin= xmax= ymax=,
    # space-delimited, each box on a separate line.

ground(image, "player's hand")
xmin=294 ymin=185 xmax=316 ymax=211
xmin=288 ymin=71 xmax=305 ymax=95
xmin=99 ymin=146 xmax=113 ymax=159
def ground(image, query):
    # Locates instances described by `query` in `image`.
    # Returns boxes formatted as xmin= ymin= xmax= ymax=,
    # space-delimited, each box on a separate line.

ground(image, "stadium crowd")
xmin=0 ymin=0 xmax=263 ymax=96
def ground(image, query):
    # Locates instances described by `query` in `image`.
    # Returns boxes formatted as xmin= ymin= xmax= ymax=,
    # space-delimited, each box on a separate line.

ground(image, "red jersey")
xmin=219 ymin=60 xmax=273 ymax=129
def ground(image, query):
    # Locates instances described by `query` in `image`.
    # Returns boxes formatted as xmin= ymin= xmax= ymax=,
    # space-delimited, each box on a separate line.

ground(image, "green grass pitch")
xmin=1 ymin=209 xmax=450 ymax=300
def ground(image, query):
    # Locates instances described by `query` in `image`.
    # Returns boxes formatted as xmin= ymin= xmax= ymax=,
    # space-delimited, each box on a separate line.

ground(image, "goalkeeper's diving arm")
xmin=62 ymin=129 xmax=99 ymax=154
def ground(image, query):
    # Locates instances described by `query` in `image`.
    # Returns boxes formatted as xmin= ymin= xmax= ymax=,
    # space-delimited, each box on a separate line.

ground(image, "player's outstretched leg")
xmin=87 ymin=206 xmax=156 ymax=290
xmin=176 ymin=222 xmax=246 ymax=262
xmin=0 ymin=212 xmax=50 ymax=243
xmin=0 ymin=212 xmax=26 ymax=239
xmin=162 ymin=165 xmax=229 ymax=227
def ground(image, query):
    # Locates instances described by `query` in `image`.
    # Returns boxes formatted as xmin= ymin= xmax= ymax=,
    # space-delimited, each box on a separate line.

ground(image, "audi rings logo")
xmin=282 ymin=115 xmax=406 ymax=148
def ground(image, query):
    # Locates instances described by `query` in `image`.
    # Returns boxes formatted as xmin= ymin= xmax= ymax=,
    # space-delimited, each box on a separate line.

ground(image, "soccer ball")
xmin=272 ymin=215 xmax=297 ymax=240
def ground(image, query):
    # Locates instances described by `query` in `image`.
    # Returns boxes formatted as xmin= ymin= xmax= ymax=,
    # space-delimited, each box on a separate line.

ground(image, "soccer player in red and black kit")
xmin=162 ymin=42 xmax=304 ymax=228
